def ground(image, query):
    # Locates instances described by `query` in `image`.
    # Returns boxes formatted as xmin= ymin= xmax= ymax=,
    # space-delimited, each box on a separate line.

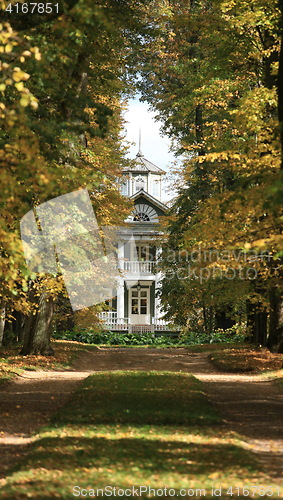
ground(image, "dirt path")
xmin=0 ymin=371 xmax=87 ymax=477
xmin=1 ymin=347 xmax=283 ymax=483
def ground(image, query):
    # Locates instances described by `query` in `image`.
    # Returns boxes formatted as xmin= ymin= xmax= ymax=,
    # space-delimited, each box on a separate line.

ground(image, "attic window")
xmin=135 ymin=175 xmax=146 ymax=192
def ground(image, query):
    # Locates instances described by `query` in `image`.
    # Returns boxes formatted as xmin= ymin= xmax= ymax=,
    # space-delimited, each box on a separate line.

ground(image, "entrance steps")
xmin=130 ymin=324 xmax=154 ymax=334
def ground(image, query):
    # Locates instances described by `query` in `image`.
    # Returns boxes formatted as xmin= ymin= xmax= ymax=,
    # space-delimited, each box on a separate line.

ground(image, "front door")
xmin=130 ymin=288 xmax=150 ymax=325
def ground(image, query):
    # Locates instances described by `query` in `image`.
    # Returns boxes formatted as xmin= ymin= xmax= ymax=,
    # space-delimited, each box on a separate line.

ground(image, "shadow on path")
xmin=0 ymin=347 xmax=283 ymax=482
xmin=74 ymin=348 xmax=283 ymax=481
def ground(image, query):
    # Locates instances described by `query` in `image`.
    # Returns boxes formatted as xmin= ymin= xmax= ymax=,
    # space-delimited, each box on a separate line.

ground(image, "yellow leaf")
xmin=31 ymin=47 xmax=41 ymax=61
xmin=12 ymin=70 xmax=30 ymax=82
xmin=15 ymin=82 xmax=24 ymax=91
xmin=30 ymin=99 xmax=38 ymax=110
xmin=5 ymin=44 xmax=13 ymax=53
xmin=0 ymin=84 xmax=6 ymax=91
xmin=19 ymin=97 xmax=29 ymax=107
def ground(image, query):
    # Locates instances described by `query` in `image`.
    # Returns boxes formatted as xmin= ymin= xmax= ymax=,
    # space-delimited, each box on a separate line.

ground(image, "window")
xmin=131 ymin=289 xmax=148 ymax=315
xmin=135 ymin=245 xmax=149 ymax=261
xmin=120 ymin=181 xmax=128 ymax=196
xmin=135 ymin=175 xmax=146 ymax=192
xmin=132 ymin=204 xmax=158 ymax=222
xmin=152 ymin=180 xmax=160 ymax=198
xmin=133 ymin=212 xmax=150 ymax=221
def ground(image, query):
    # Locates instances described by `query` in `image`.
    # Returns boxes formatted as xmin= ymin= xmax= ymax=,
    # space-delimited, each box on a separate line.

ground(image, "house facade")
xmin=99 ymin=149 xmax=169 ymax=333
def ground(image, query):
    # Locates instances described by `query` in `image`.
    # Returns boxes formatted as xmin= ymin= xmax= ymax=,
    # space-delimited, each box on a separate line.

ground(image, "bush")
xmin=209 ymin=324 xmax=247 ymax=344
xmin=53 ymin=323 xmax=247 ymax=346
xmin=53 ymin=329 xmax=181 ymax=346
xmin=179 ymin=323 xmax=247 ymax=345
xmin=52 ymin=329 xmax=109 ymax=344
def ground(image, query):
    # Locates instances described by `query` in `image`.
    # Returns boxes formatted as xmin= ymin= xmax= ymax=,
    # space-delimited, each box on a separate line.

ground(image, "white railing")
xmin=119 ymin=260 xmax=155 ymax=274
xmin=99 ymin=311 xmax=117 ymax=323
xmin=98 ymin=313 xmax=173 ymax=332
xmin=152 ymin=318 xmax=170 ymax=331
xmin=98 ymin=312 xmax=129 ymax=330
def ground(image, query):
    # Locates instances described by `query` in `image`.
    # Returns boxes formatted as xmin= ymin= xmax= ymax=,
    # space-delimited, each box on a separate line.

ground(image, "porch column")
xmin=117 ymin=279 xmax=124 ymax=320
xmin=154 ymin=246 xmax=163 ymax=320
xmin=117 ymin=241 xmax=125 ymax=321
xmin=117 ymin=240 xmax=124 ymax=273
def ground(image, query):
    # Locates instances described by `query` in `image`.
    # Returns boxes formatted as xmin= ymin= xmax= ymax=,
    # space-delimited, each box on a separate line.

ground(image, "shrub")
xmin=53 ymin=329 xmax=180 ymax=346
xmin=179 ymin=323 xmax=246 ymax=345
xmin=53 ymin=323 xmax=247 ymax=346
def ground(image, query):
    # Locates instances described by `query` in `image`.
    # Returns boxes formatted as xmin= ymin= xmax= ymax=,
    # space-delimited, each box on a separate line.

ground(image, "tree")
xmin=137 ymin=0 xmax=283 ymax=349
xmin=1 ymin=0 xmax=168 ymax=354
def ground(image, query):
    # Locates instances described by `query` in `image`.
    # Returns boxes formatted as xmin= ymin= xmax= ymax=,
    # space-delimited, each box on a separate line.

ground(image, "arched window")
xmin=133 ymin=212 xmax=150 ymax=221
xmin=131 ymin=204 xmax=159 ymax=223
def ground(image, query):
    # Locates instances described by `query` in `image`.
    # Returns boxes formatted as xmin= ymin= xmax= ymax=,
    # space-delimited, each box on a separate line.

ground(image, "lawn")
xmin=0 ymin=371 xmax=278 ymax=499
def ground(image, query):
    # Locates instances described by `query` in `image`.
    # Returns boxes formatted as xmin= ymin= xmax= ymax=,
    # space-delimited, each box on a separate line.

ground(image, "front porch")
xmin=98 ymin=311 xmax=171 ymax=333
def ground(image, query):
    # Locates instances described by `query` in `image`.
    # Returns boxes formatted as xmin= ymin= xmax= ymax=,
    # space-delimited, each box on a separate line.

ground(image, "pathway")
xmin=0 ymin=347 xmax=282 ymax=484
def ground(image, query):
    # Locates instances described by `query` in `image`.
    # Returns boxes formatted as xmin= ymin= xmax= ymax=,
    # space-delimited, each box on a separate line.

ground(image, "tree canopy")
xmin=0 ymin=0 xmax=282 ymax=352
xmin=136 ymin=0 xmax=283 ymax=351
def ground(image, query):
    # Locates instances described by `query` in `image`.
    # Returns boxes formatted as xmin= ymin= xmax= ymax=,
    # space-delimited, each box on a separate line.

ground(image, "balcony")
xmin=119 ymin=260 xmax=156 ymax=275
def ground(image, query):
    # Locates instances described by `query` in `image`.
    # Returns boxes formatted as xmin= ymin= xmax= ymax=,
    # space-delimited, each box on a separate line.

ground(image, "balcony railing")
xmin=119 ymin=260 xmax=156 ymax=274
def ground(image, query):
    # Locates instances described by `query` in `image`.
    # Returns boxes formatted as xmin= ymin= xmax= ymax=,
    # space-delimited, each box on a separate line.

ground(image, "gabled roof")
xmin=123 ymin=150 xmax=166 ymax=174
xmin=130 ymin=189 xmax=168 ymax=213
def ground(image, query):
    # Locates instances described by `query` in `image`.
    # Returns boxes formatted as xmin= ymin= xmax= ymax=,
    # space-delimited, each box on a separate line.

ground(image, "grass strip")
xmin=0 ymin=371 xmax=278 ymax=499
xmin=52 ymin=371 xmax=221 ymax=426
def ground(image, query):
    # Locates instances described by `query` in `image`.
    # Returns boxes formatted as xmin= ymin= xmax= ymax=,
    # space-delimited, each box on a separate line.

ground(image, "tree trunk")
xmin=266 ymin=286 xmax=283 ymax=353
xmin=21 ymin=291 xmax=54 ymax=356
xmin=202 ymin=300 xmax=208 ymax=335
xmin=255 ymin=310 xmax=268 ymax=346
xmin=0 ymin=299 xmax=5 ymax=346
xmin=12 ymin=310 xmax=25 ymax=343
xmin=278 ymin=1 xmax=283 ymax=170
xmin=246 ymin=300 xmax=268 ymax=345
xmin=195 ymin=104 xmax=205 ymax=155
xmin=215 ymin=308 xmax=235 ymax=331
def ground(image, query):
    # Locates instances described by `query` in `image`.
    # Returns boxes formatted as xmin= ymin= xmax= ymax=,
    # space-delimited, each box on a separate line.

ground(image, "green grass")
xmin=0 ymin=373 xmax=14 ymax=385
xmin=0 ymin=371 xmax=278 ymax=499
xmin=52 ymin=371 xmax=221 ymax=426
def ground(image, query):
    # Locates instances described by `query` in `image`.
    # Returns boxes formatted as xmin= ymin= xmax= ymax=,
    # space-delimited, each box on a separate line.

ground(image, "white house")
xmin=99 ymin=148 xmax=169 ymax=333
